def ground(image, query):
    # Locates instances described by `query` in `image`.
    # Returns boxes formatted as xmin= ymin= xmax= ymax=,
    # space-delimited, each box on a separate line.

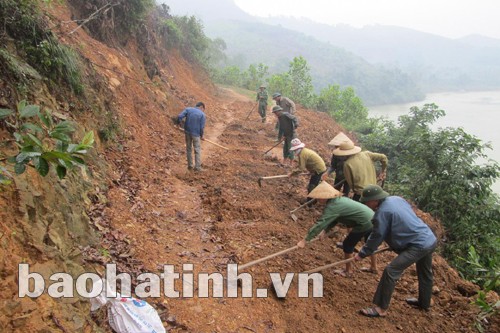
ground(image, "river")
xmin=369 ymin=90 xmax=500 ymax=194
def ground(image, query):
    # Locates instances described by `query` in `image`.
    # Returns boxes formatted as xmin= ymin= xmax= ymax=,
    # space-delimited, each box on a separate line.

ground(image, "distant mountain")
xmin=258 ymin=16 xmax=500 ymax=92
xmin=163 ymin=0 xmax=500 ymax=104
xmin=457 ymin=34 xmax=500 ymax=48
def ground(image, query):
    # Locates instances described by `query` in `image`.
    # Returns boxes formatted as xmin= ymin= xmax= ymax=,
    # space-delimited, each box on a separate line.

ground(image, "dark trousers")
xmin=307 ymin=171 xmax=325 ymax=194
xmin=373 ymin=242 xmax=437 ymax=310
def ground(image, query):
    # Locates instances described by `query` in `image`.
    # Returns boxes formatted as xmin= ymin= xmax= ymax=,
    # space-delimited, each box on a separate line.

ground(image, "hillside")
xmin=0 ymin=2 xmax=498 ymax=333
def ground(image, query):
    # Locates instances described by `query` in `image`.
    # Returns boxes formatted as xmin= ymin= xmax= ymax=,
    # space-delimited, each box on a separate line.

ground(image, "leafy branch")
xmin=0 ymin=100 xmax=94 ymax=181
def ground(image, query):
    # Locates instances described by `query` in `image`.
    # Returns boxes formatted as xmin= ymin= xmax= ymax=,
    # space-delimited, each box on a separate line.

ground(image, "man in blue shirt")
xmin=177 ymin=102 xmax=206 ymax=172
xmin=355 ymin=185 xmax=437 ymax=318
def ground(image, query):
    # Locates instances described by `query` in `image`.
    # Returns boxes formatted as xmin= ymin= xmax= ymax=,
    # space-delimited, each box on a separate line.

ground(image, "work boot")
xmin=194 ymin=167 xmax=204 ymax=172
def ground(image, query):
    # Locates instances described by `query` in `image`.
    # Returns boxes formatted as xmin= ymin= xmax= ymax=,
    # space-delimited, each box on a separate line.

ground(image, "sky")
xmin=233 ymin=0 xmax=500 ymax=39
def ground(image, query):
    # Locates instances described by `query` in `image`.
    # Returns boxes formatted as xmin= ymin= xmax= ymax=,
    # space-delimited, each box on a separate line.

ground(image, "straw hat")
xmin=332 ymin=141 xmax=362 ymax=156
xmin=328 ymin=132 xmax=352 ymax=147
xmin=289 ymin=138 xmax=305 ymax=151
xmin=360 ymin=184 xmax=389 ymax=203
xmin=308 ymin=181 xmax=342 ymax=199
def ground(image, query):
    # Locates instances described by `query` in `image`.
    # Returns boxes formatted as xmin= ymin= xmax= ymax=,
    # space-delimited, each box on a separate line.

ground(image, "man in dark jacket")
xmin=355 ymin=185 xmax=437 ymax=318
xmin=177 ymin=102 xmax=206 ymax=172
xmin=272 ymin=105 xmax=298 ymax=166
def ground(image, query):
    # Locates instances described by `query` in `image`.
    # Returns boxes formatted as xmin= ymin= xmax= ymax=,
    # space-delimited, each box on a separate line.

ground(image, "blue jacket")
xmin=359 ymin=196 xmax=437 ymax=257
xmin=177 ymin=107 xmax=206 ymax=138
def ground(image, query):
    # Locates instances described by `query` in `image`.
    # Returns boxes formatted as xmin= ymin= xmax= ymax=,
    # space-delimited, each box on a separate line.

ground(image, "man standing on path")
xmin=272 ymin=92 xmax=296 ymax=114
xmin=355 ymin=185 xmax=437 ymax=318
xmin=288 ymin=138 xmax=327 ymax=198
xmin=256 ymin=85 xmax=268 ymax=123
xmin=177 ymin=102 xmax=206 ymax=172
xmin=297 ymin=181 xmax=378 ymax=277
xmin=272 ymin=105 xmax=298 ymax=167
xmin=333 ymin=141 xmax=388 ymax=201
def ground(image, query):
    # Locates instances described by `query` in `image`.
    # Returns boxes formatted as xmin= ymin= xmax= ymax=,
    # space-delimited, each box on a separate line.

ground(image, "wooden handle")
xmin=263 ymin=139 xmax=284 ymax=154
xmin=260 ymin=174 xmax=289 ymax=180
xmin=304 ymin=247 xmax=390 ymax=274
xmin=290 ymin=199 xmax=316 ymax=214
xmin=204 ymin=138 xmax=229 ymax=150
xmin=239 ymin=238 xmax=319 ymax=271
xmin=239 ymin=246 xmax=298 ymax=270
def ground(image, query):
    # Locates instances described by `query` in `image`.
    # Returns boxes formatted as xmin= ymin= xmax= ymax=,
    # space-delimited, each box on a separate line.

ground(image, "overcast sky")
xmin=233 ymin=0 xmax=500 ymax=39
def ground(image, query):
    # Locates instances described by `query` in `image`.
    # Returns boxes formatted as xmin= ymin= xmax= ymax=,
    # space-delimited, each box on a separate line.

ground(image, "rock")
xmin=457 ymin=281 xmax=479 ymax=297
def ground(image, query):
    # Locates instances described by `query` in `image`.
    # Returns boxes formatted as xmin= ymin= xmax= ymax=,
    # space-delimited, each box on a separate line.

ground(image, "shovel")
xmin=204 ymin=138 xmax=229 ymax=150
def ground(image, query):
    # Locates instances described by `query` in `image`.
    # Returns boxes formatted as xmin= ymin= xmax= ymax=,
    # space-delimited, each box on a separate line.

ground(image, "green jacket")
xmin=305 ymin=197 xmax=374 ymax=241
xmin=256 ymin=90 xmax=268 ymax=105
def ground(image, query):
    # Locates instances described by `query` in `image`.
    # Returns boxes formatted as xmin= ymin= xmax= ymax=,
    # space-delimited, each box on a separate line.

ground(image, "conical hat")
xmin=328 ymin=132 xmax=352 ymax=147
xmin=332 ymin=141 xmax=362 ymax=156
xmin=308 ymin=181 xmax=342 ymax=199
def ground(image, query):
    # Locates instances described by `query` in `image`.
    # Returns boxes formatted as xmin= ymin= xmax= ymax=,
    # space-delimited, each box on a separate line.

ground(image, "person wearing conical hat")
xmin=355 ymin=185 xmax=437 ymax=318
xmin=256 ymin=85 xmax=268 ymax=123
xmin=333 ymin=141 xmax=388 ymax=201
xmin=322 ymin=132 xmax=354 ymax=196
xmin=288 ymin=138 xmax=327 ymax=199
xmin=297 ymin=181 xmax=378 ymax=277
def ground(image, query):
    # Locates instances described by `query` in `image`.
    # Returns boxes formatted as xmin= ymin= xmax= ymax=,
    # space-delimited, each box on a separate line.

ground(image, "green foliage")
xmin=287 ymin=56 xmax=315 ymax=107
xmin=317 ymin=85 xmax=369 ymax=130
xmin=1 ymin=101 xmax=94 ymax=180
xmin=67 ymin=0 xmax=154 ymax=42
xmin=462 ymin=246 xmax=500 ymax=332
xmin=0 ymin=0 xmax=83 ymax=94
xmin=360 ymin=104 xmax=500 ymax=281
xmin=170 ymin=15 xmax=211 ymax=64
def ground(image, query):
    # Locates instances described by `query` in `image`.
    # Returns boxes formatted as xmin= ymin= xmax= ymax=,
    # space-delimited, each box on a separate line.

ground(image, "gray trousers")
xmin=373 ymin=242 xmax=437 ymax=310
xmin=185 ymin=133 xmax=201 ymax=169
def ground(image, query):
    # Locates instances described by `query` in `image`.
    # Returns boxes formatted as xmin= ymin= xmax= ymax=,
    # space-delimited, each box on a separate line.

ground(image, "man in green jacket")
xmin=297 ymin=181 xmax=378 ymax=277
xmin=256 ymin=85 xmax=268 ymax=123
xmin=333 ymin=141 xmax=388 ymax=201
xmin=288 ymin=138 xmax=327 ymax=196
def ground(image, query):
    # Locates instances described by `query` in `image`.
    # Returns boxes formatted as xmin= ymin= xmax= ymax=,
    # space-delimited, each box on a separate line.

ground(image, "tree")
xmin=287 ymin=56 xmax=315 ymax=107
xmin=360 ymin=104 xmax=500 ymax=280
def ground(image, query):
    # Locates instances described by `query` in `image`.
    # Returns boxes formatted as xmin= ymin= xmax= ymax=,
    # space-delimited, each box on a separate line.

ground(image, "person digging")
xmin=272 ymin=105 xmax=298 ymax=167
xmin=288 ymin=138 xmax=327 ymax=202
xmin=297 ymin=181 xmax=378 ymax=277
xmin=354 ymin=184 xmax=437 ymax=318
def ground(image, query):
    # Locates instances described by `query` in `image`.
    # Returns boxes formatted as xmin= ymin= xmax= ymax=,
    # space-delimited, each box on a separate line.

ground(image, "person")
xmin=332 ymin=141 xmax=388 ymax=201
xmin=322 ymin=132 xmax=352 ymax=196
xmin=177 ymin=102 xmax=206 ymax=172
xmin=288 ymin=138 xmax=327 ymax=197
xmin=297 ymin=181 xmax=378 ymax=277
xmin=256 ymin=85 xmax=268 ymax=123
xmin=272 ymin=92 xmax=296 ymax=114
xmin=354 ymin=184 xmax=438 ymax=318
xmin=272 ymin=105 xmax=298 ymax=167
